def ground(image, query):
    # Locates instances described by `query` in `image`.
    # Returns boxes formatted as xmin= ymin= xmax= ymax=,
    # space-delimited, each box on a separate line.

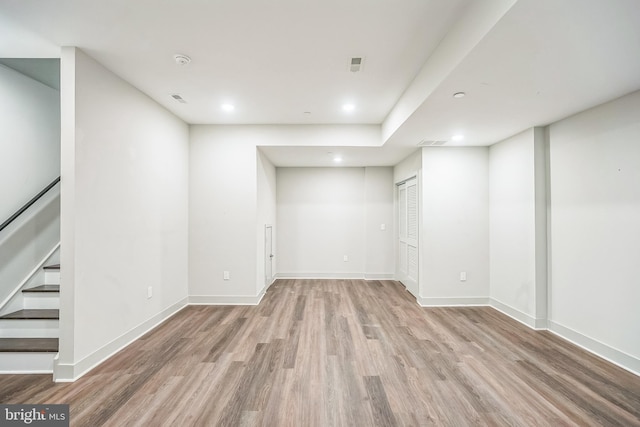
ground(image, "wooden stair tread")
xmin=0 ymin=338 xmax=58 ymax=352
xmin=0 ymin=309 xmax=59 ymax=320
xmin=22 ymin=285 xmax=60 ymax=293
xmin=43 ymin=264 xmax=60 ymax=270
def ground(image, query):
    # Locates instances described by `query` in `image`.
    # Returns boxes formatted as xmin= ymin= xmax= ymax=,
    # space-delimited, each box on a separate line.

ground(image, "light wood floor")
xmin=1 ymin=279 xmax=639 ymax=426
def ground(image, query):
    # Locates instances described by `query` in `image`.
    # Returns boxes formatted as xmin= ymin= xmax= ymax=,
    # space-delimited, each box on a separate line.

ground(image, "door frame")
xmin=265 ymin=224 xmax=274 ymax=288
xmin=395 ymin=174 xmax=419 ymax=297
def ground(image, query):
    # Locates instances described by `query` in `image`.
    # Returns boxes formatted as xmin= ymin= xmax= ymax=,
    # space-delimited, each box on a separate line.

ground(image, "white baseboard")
xmin=490 ymin=298 xmax=547 ymax=330
xmin=548 ymin=321 xmax=640 ymax=377
xmin=189 ymin=288 xmax=266 ymax=306
xmin=266 ymin=276 xmax=276 ymax=289
xmin=486 ymin=300 xmax=638 ymax=376
xmin=276 ymin=272 xmax=365 ymax=280
xmin=276 ymin=272 xmax=394 ymax=280
xmin=53 ymin=297 xmax=188 ymax=382
xmin=417 ymin=296 xmax=490 ymax=307
xmin=363 ymin=273 xmax=395 ymax=280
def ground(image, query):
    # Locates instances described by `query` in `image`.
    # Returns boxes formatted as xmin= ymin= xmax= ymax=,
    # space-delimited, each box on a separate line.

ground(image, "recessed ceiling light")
xmin=452 ymin=134 xmax=464 ymax=142
xmin=342 ymin=104 xmax=355 ymax=112
xmin=333 ymin=156 xmax=343 ymax=163
xmin=221 ymin=103 xmax=235 ymax=112
xmin=453 ymin=92 xmax=465 ymax=98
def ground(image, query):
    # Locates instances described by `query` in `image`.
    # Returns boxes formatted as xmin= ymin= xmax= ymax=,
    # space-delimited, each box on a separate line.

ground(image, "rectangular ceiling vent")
xmin=349 ymin=57 xmax=364 ymax=72
xmin=170 ymin=94 xmax=187 ymax=104
xmin=417 ymin=140 xmax=447 ymax=147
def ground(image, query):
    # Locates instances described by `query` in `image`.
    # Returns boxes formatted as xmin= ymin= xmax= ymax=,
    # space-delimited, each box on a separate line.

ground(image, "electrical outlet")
xmin=343 ymin=255 xmax=349 ymax=262
xmin=147 ymin=286 xmax=153 ymax=299
xmin=223 ymin=271 xmax=230 ymax=280
xmin=460 ymin=272 xmax=467 ymax=282
xmin=380 ymin=223 xmax=386 ymax=230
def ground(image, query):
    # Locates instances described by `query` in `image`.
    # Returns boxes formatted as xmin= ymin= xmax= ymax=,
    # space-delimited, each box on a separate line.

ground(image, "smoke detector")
xmin=174 ymin=54 xmax=191 ymax=65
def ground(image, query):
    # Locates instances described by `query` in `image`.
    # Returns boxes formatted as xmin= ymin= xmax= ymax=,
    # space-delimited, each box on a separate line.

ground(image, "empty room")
xmin=0 ymin=0 xmax=639 ymax=425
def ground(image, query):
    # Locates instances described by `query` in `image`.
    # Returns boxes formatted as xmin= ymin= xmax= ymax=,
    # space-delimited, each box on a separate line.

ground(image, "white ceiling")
xmin=385 ymin=0 xmax=640 ymax=149
xmin=1 ymin=0 xmax=640 ymax=167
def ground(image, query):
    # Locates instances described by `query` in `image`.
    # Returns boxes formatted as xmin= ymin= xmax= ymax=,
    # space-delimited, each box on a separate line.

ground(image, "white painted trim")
xmin=0 ymin=242 xmax=60 ymax=313
xmin=548 ymin=321 xmax=640 ymax=377
xmin=267 ymin=276 xmax=276 ymax=288
xmin=417 ymin=296 xmax=490 ymax=307
xmin=399 ymin=279 xmax=418 ymax=298
xmin=276 ymin=272 xmax=366 ymax=280
xmin=394 ymin=172 xmax=418 ymax=186
xmin=363 ymin=273 xmax=395 ymax=280
xmin=490 ymin=298 xmax=547 ymax=330
xmin=189 ymin=288 xmax=266 ymax=306
xmin=276 ymin=273 xmax=395 ymax=281
xmin=0 ymin=352 xmax=55 ymax=374
xmin=53 ymin=297 xmax=188 ymax=382
xmin=0 ymin=319 xmax=59 ymax=338
xmin=485 ymin=299 xmax=638 ymax=376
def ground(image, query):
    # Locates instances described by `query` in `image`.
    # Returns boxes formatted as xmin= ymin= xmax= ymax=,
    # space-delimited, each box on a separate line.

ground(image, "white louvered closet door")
xmin=397 ymin=177 xmax=418 ymax=296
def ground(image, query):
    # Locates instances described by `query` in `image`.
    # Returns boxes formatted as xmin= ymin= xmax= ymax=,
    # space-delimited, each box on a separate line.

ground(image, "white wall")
xmin=0 ymin=63 xmax=60 ymax=307
xmin=393 ymin=149 xmax=421 ymax=183
xmin=277 ymin=167 xmax=365 ymax=277
xmin=58 ymin=48 xmax=189 ymax=380
xmin=548 ymin=90 xmax=640 ymax=372
xmin=189 ymin=125 xmax=384 ymax=300
xmin=256 ymin=149 xmax=277 ymax=291
xmin=0 ymin=64 xmax=60 ymax=221
xmin=277 ymin=167 xmax=394 ymax=278
xmin=489 ymin=128 xmax=549 ymax=327
xmin=189 ymin=126 xmax=259 ymax=301
xmin=190 ymin=124 xmax=379 ymax=148
xmin=364 ymin=167 xmax=395 ymax=278
xmin=419 ymin=147 xmax=490 ymax=305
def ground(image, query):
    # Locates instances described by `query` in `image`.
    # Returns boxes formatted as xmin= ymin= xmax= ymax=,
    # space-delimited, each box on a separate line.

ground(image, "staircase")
xmin=0 ymin=264 xmax=60 ymax=373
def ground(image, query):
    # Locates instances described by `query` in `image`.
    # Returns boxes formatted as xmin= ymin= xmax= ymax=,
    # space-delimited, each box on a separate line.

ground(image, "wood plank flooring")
xmin=0 ymin=309 xmax=59 ymax=319
xmin=0 ymin=279 xmax=638 ymax=426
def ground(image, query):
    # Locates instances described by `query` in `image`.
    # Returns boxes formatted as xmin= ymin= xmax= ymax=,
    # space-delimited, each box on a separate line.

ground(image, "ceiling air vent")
xmin=349 ymin=57 xmax=364 ymax=72
xmin=417 ymin=140 xmax=447 ymax=147
xmin=170 ymin=94 xmax=187 ymax=104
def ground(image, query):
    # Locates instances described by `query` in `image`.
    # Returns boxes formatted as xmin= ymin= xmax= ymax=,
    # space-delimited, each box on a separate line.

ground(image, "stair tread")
xmin=0 ymin=309 xmax=59 ymax=320
xmin=22 ymin=285 xmax=60 ymax=293
xmin=43 ymin=264 xmax=60 ymax=270
xmin=0 ymin=338 xmax=58 ymax=352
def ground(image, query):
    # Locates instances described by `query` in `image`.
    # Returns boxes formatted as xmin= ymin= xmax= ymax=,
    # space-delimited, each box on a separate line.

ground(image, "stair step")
xmin=22 ymin=285 xmax=60 ymax=293
xmin=0 ymin=338 xmax=58 ymax=352
xmin=43 ymin=264 xmax=60 ymax=270
xmin=0 ymin=309 xmax=59 ymax=320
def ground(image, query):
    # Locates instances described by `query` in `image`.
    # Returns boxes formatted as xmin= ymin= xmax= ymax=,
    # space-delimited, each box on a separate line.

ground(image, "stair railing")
xmin=0 ymin=176 xmax=60 ymax=234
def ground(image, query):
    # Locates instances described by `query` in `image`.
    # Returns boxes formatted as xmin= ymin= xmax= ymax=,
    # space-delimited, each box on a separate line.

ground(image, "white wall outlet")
xmin=460 ymin=272 xmax=467 ymax=282
xmin=343 ymin=255 xmax=349 ymax=262
xmin=223 ymin=271 xmax=230 ymax=280
xmin=380 ymin=223 xmax=386 ymax=230
xmin=147 ymin=286 xmax=153 ymax=299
